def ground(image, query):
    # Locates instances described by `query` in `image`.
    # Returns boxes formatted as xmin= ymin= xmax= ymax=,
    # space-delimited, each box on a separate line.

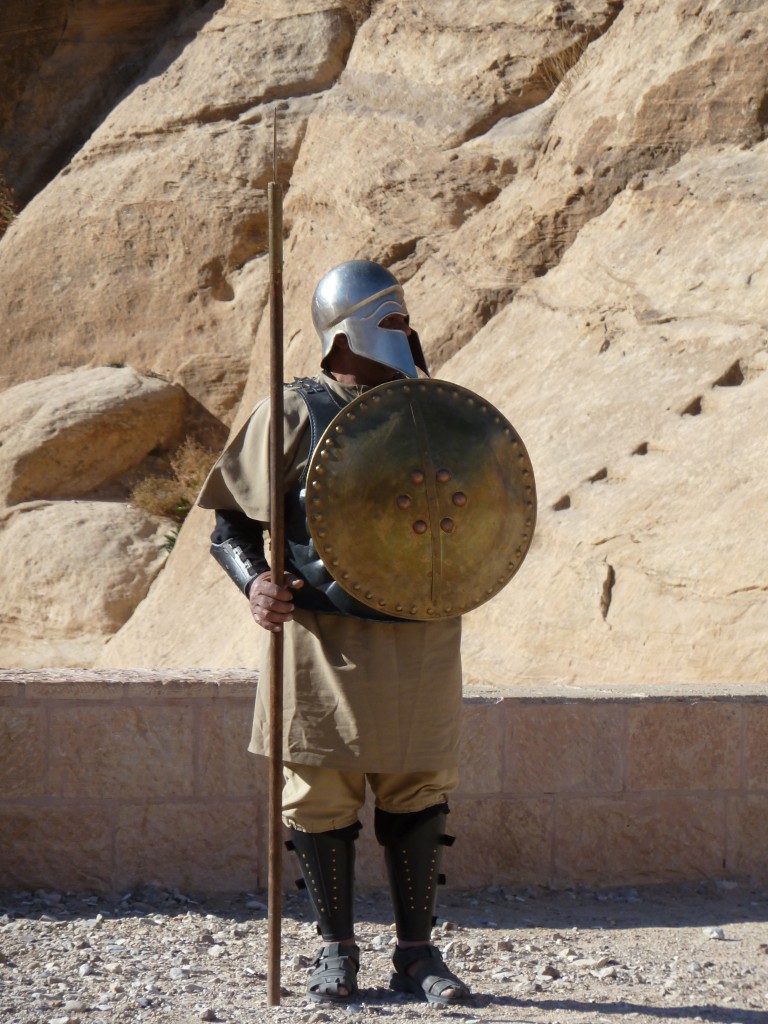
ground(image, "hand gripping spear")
xmin=266 ymin=118 xmax=285 ymax=1008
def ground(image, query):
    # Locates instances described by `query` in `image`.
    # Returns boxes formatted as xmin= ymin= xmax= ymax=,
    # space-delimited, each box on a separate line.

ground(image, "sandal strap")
xmin=393 ymin=942 xmax=440 ymax=972
xmin=307 ymin=942 xmax=360 ymax=1003
xmin=392 ymin=943 xmax=470 ymax=998
xmin=312 ymin=941 xmax=360 ymax=971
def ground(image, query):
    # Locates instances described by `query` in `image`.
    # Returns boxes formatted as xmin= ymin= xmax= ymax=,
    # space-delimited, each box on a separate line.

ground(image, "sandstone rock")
xmin=403 ymin=0 xmax=768 ymax=368
xmin=0 ymin=367 xmax=185 ymax=506
xmin=0 ymin=501 xmax=170 ymax=668
xmin=0 ymin=2 xmax=355 ymax=399
xmin=451 ymin=142 xmax=768 ymax=687
xmin=2 ymin=0 xmax=768 ymax=685
xmin=0 ymin=0 xmax=203 ymax=204
xmin=95 ymin=505 xmax=260 ymax=670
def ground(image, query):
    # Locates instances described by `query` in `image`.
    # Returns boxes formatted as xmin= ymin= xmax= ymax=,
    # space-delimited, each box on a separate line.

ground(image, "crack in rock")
xmin=601 ymin=563 xmax=616 ymax=621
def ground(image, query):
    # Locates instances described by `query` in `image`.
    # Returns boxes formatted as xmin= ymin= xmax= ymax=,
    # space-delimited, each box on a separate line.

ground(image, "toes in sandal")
xmin=307 ymin=941 xmax=360 ymax=1003
xmin=390 ymin=943 xmax=471 ymax=1005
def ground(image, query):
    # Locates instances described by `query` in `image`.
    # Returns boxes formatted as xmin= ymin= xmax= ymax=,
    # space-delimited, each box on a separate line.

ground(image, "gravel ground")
xmin=1 ymin=881 xmax=767 ymax=1024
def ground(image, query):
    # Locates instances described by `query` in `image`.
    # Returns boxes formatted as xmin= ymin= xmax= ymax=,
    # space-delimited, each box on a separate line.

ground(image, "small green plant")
xmin=162 ymin=527 xmax=181 ymax=553
xmin=130 ymin=439 xmax=218 ymax=529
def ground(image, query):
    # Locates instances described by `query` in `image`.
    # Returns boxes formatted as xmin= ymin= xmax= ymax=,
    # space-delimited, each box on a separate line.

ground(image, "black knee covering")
xmin=285 ymin=821 xmax=361 ymax=942
xmin=375 ymin=803 xmax=454 ymax=942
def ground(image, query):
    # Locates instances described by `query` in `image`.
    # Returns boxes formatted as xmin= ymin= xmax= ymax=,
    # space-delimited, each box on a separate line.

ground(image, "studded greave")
xmin=286 ymin=822 xmax=360 ymax=941
xmin=375 ymin=804 xmax=454 ymax=942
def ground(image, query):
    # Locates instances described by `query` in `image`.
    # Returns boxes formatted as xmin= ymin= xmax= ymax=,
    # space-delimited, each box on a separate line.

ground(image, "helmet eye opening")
xmin=378 ymin=313 xmax=410 ymax=332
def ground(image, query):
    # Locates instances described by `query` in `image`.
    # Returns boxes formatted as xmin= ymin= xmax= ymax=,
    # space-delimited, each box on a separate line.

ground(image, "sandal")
xmin=390 ymin=943 xmax=471 ymax=1005
xmin=307 ymin=941 xmax=360 ymax=1003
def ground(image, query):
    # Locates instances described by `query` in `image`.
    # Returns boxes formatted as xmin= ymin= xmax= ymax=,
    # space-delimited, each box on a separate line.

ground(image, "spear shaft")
xmin=266 ymin=140 xmax=285 ymax=1007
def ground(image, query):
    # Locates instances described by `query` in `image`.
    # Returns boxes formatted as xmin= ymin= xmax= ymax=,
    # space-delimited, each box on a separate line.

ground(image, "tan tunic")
xmin=198 ymin=374 xmax=463 ymax=772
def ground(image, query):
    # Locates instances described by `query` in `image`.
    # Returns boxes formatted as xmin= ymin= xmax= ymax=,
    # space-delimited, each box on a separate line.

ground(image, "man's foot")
xmin=307 ymin=942 xmax=360 ymax=1003
xmin=390 ymin=943 xmax=471 ymax=1005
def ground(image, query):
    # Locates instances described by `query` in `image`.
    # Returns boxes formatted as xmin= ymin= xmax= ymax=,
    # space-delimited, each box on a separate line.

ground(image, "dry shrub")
xmin=131 ymin=439 xmax=218 ymax=523
xmin=170 ymin=438 xmax=218 ymax=493
xmin=0 ymin=175 xmax=17 ymax=238
xmin=535 ymin=36 xmax=592 ymax=96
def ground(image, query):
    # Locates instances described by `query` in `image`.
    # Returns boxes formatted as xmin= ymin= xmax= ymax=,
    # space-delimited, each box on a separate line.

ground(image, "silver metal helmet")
xmin=312 ymin=260 xmax=428 ymax=378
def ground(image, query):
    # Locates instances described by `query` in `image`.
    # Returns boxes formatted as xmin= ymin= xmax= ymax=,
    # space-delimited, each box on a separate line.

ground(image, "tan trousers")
xmin=282 ymin=762 xmax=459 ymax=832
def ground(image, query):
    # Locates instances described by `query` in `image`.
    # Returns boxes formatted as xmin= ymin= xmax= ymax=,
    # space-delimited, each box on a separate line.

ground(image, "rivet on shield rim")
xmin=353 ymin=583 xmax=361 ymax=591
xmin=412 ymin=520 xmax=428 ymax=535
xmin=396 ymin=495 xmax=412 ymax=510
xmin=436 ymin=469 xmax=451 ymax=483
xmin=410 ymin=470 xmax=425 ymax=485
xmin=378 ymin=598 xmax=386 ymax=607
xmin=440 ymin=518 xmax=455 ymax=533
xmin=452 ymin=492 xmax=467 ymax=506
xmin=365 ymin=591 xmax=373 ymax=600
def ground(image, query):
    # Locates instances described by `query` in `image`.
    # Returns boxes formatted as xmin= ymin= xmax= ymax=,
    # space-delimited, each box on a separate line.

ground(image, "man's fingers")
xmin=248 ymin=571 xmax=304 ymax=631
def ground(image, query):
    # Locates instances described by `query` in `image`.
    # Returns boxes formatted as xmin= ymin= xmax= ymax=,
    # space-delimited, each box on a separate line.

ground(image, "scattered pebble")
xmin=0 ymin=884 xmax=765 ymax=1024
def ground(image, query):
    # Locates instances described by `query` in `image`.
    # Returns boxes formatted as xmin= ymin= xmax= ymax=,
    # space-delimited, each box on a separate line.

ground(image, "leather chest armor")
xmin=285 ymin=378 xmax=405 ymax=623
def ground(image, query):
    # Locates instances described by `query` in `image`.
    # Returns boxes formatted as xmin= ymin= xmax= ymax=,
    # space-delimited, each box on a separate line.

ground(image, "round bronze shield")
xmin=306 ymin=378 xmax=536 ymax=620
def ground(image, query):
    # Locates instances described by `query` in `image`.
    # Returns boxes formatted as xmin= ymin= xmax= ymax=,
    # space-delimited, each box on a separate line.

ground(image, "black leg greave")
xmin=286 ymin=822 xmax=361 ymax=941
xmin=375 ymin=803 xmax=454 ymax=942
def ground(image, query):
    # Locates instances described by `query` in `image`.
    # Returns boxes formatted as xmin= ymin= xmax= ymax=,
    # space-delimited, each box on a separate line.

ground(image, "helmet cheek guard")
xmin=312 ymin=260 xmax=429 ymax=379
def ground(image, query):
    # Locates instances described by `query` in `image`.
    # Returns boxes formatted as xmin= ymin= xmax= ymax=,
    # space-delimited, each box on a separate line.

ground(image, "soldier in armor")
xmin=198 ymin=260 xmax=471 ymax=1006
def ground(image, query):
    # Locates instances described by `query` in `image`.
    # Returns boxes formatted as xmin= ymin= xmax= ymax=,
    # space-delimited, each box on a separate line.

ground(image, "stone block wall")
xmin=1 ymin=671 xmax=767 ymax=893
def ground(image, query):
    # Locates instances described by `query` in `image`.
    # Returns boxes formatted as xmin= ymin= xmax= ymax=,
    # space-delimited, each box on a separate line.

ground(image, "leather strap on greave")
xmin=286 ymin=822 xmax=361 ymax=941
xmin=375 ymin=804 xmax=454 ymax=942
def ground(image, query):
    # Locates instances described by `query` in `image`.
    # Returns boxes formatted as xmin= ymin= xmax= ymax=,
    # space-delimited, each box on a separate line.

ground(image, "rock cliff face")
xmin=1 ymin=0 xmax=766 ymax=682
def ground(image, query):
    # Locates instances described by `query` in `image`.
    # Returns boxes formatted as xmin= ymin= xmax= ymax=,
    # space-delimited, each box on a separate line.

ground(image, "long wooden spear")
xmin=266 ymin=117 xmax=285 ymax=1008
